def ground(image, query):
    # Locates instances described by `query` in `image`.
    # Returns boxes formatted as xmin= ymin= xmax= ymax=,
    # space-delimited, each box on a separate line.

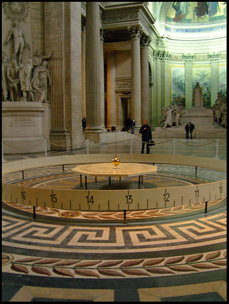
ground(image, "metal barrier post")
xmin=44 ymin=139 xmax=47 ymax=157
xmin=216 ymin=139 xmax=219 ymax=159
xmin=86 ymin=139 xmax=89 ymax=154
xmin=173 ymin=138 xmax=176 ymax=155
xmin=130 ymin=138 xmax=133 ymax=154
xmin=205 ymin=201 xmax=208 ymax=213
xmin=33 ymin=206 xmax=36 ymax=219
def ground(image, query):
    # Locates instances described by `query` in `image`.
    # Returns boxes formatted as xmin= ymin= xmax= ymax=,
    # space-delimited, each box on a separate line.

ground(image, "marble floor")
xmin=2 ymin=136 xmax=227 ymax=302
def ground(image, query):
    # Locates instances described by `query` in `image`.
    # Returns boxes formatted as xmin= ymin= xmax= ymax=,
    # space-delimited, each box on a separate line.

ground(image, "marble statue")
xmin=173 ymin=107 xmax=181 ymax=127
xmin=4 ymin=21 xmax=30 ymax=64
xmin=163 ymin=106 xmax=175 ymax=128
xmin=159 ymin=104 xmax=183 ymax=128
xmin=32 ymin=61 xmax=51 ymax=101
xmin=31 ymin=73 xmax=48 ymax=103
xmin=20 ymin=59 xmax=34 ymax=101
xmin=221 ymin=104 xmax=227 ymax=128
xmin=2 ymin=66 xmax=8 ymax=101
xmin=33 ymin=49 xmax=54 ymax=67
xmin=192 ymin=82 xmax=203 ymax=107
xmin=212 ymin=92 xmax=227 ymax=127
xmin=7 ymin=60 xmax=20 ymax=101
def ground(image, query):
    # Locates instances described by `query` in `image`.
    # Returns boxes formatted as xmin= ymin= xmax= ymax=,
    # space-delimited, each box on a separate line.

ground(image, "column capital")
xmin=140 ymin=35 xmax=151 ymax=47
xmin=153 ymin=50 xmax=170 ymax=61
xmin=100 ymin=28 xmax=105 ymax=41
xmin=208 ymin=52 xmax=220 ymax=61
xmin=81 ymin=17 xmax=86 ymax=32
xmin=128 ymin=25 xmax=141 ymax=39
xmin=182 ymin=54 xmax=194 ymax=61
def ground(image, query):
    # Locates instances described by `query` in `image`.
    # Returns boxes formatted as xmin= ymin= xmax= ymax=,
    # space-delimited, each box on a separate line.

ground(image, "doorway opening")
xmin=121 ymin=98 xmax=131 ymax=130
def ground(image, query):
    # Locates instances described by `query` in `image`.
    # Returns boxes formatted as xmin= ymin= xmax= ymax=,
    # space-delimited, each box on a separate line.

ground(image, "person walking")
xmin=185 ymin=123 xmax=189 ymax=139
xmin=131 ymin=119 xmax=135 ymax=134
xmin=189 ymin=122 xmax=195 ymax=139
xmin=139 ymin=120 xmax=152 ymax=154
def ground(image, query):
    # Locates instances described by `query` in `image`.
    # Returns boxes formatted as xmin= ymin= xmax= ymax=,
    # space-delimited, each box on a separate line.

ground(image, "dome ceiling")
xmin=159 ymin=2 xmax=227 ymax=39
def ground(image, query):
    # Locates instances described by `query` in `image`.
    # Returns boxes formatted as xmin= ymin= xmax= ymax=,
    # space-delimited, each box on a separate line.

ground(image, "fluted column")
xmin=141 ymin=35 xmax=151 ymax=123
xmin=44 ymin=2 xmax=71 ymax=150
xmin=85 ymin=2 xmax=104 ymax=141
xmin=107 ymin=51 xmax=116 ymax=128
xmin=129 ymin=26 xmax=141 ymax=129
xmin=100 ymin=29 xmax=105 ymax=130
xmin=81 ymin=19 xmax=86 ymax=118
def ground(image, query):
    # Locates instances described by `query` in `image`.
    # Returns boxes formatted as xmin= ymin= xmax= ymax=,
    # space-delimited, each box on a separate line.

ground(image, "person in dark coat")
xmin=185 ymin=122 xmax=189 ymax=138
xmin=82 ymin=117 xmax=86 ymax=132
xmin=189 ymin=122 xmax=195 ymax=139
xmin=139 ymin=120 xmax=152 ymax=154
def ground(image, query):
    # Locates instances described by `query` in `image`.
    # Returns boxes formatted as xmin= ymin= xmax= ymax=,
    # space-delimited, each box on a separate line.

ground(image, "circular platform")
xmin=72 ymin=162 xmax=157 ymax=177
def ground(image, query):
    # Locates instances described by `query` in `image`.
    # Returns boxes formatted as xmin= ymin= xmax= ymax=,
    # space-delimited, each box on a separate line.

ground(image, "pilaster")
xmin=128 ymin=25 xmax=141 ymax=128
xmin=141 ymin=35 xmax=151 ymax=123
xmin=107 ymin=51 xmax=116 ymax=128
xmin=81 ymin=19 xmax=86 ymax=118
xmin=84 ymin=2 xmax=105 ymax=141
xmin=44 ymin=2 xmax=71 ymax=151
xmin=209 ymin=53 xmax=220 ymax=107
xmin=183 ymin=54 xmax=194 ymax=109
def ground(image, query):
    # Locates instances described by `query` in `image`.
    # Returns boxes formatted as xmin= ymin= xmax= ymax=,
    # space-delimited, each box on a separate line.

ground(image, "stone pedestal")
xmin=182 ymin=108 xmax=213 ymax=125
xmin=2 ymin=101 xmax=51 ymax=154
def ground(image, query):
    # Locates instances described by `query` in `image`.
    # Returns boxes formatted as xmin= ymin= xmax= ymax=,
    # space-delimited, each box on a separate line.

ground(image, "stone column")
xmin=210 ymin=54 xmax=219 ymax=107
xmin=155 ymin=51 xmax=162 ymax=126
xmin=85 ymin=2 xmax=104 ymax=141
xmin=81 ymin=19 xmax=86 ymax=118
xmin=183 ymin=54 xmax=194 ymax=109
xmin=128 ymin=25 xmax=141 ymax=129
xmin=107 ymin=51 xmax=116 ymax=128
xmin=141 ymin=35 xmax=151 ymax=123
xmin=100 ymin=29 xmax=106 ymax=130
xmin=44 ymin=2 xmax=71 ymax=150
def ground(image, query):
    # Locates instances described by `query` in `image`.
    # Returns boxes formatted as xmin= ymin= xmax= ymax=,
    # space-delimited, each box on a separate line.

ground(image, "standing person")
xmin=82 ymin=117 xmax=86 ymax=132
xmin=131 ymin=119 xmax=135 ymax=134
xmin=139 ymin=120 xmax=152 ymax=154
xmin=189 ymin=122 xmax=195 ymax=139
xmin=185 ymin=122 xmax=189 ymax=139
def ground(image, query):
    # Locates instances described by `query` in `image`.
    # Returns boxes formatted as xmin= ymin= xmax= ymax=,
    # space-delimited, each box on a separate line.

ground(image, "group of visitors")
xmin=185 ymin=122 xmax=195 ymax=139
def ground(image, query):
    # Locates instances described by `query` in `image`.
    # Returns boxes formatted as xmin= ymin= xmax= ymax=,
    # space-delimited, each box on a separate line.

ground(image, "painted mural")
xmin=166 ymin=2 xmax=227 ymax=23
xmin=219 ymin=64 xmax=227 ymax=99
xmin=171 ymin=66 xmax=185 ymax=108
xmin=192 ymin=66 xmax=211 ymax=108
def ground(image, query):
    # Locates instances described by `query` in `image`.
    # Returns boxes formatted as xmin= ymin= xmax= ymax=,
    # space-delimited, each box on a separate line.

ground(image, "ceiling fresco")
xmin=165 ymin=2 xmax=227 ymax=24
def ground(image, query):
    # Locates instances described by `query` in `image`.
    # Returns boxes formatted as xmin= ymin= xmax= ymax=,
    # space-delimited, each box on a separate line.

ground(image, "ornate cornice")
xmin=102 ymin=12 xmax=139 ymax=24
xmin=116 ymin=78 xmax=131 ymax=92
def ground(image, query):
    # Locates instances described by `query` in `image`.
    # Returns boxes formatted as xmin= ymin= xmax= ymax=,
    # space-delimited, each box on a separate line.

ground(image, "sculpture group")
xmin=159 ymin=104 xmax=184 ymax=128
xmin=2 ymin=21 xmax=53 ymax=102
xmin=212 ymin=92 xmax=227 ymax=128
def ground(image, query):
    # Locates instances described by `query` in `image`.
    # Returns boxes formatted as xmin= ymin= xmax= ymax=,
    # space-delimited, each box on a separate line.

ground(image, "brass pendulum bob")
xmin=112 ymin=128 xmax=120 ymax=166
